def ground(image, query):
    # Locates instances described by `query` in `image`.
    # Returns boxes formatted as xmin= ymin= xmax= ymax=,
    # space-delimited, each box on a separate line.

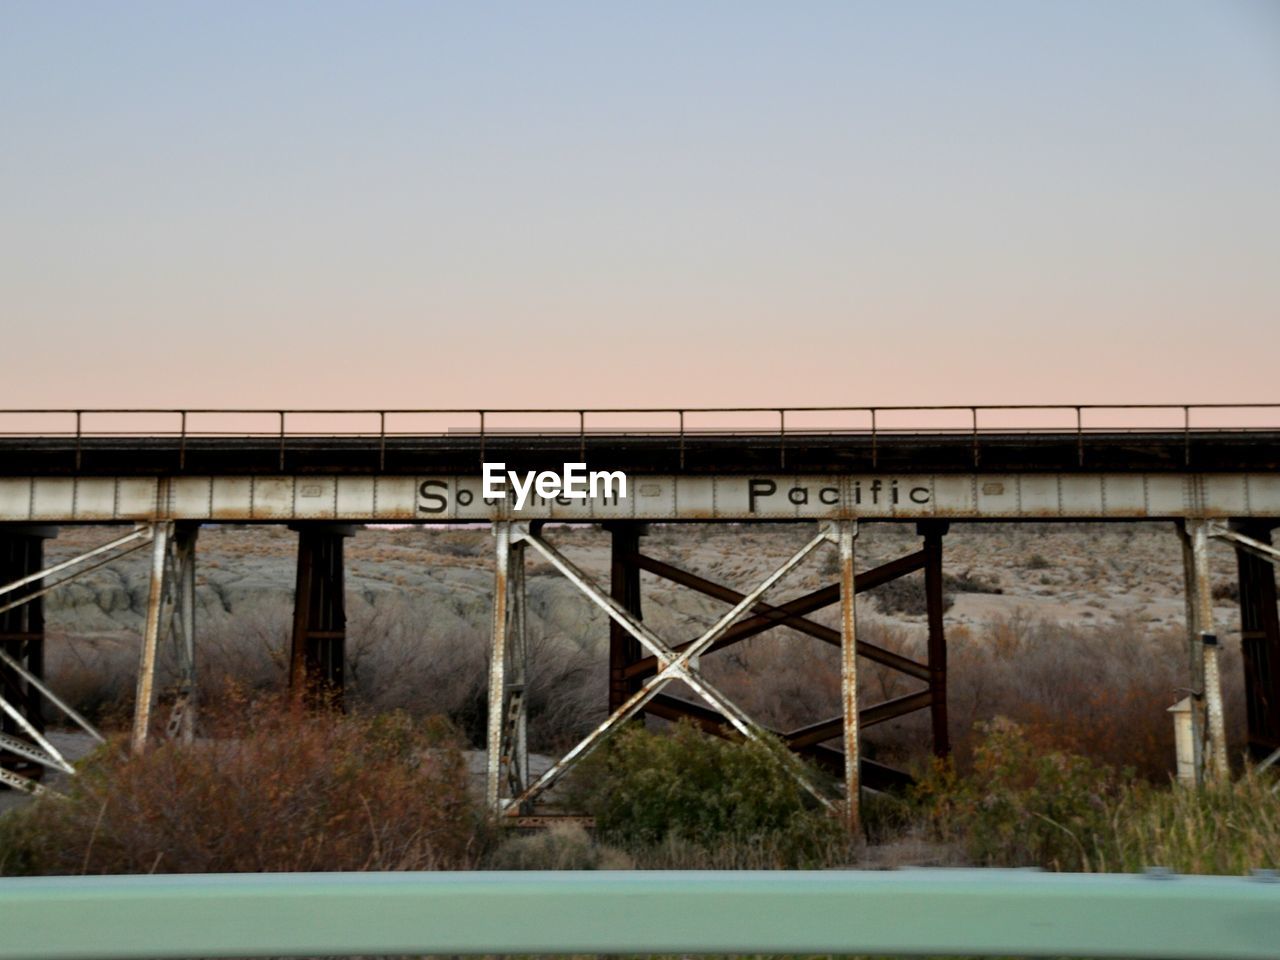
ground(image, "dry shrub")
xmin=192 ymin=597 xmax=292 ymax=693
xmin=41 ymin=634 xmax=137 ymax=727
xmin=702 ymin=630 xmax=841 ymax=733
xmin=916 ymin=717 xmax=1117 ymax=871
xmin=867 ymin=571 xmax=955 ymax=616
xmin=694 ymin=611 xmax=1239 ymax=784
xmin=944 ymin=612 xmax=1245 ymax=779
xmin=486 ymin=822 xmax=633 ymax=870
xmin=0 ymin=698 xmax=487 ymax=875
xmin=345 ymin=602 xmax=601 ymax=751
xmin=42 ymin=595 xmax=601 ymax=755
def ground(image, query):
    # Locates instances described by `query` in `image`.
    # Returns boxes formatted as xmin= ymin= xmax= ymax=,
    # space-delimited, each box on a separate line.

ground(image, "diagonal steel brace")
xmin=506 ymin=528 xmax=834 ymax=813
xmin=1207 ymin=522 xmax=1280 ymax=567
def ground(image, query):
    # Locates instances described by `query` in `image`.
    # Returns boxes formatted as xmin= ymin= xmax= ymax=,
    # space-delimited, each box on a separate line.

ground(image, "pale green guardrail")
xmin=1 ymin=869 xmax=1278 ymax=960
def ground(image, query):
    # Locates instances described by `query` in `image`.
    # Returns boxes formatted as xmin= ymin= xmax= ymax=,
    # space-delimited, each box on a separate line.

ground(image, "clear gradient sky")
xmin=2 ymin=1 xmax=1277 ymax=410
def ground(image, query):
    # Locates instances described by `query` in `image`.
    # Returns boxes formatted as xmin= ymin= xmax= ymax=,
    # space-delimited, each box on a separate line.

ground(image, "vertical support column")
xmin=486 ymin=523 xmax=531 ymax=814
xmin=837 ymin=519 xmax=860 ymax=834
xmin=919 ymin=520 xmax=950 ymax=758
xmin=1178 ymin=519 xmax=1229 ymax=783
xmin=288 ymin=524 xmax=354 ymax=709
xmin=486 ymin=522 xmax=511 ymax=812
xmin=166 ymin=522 xmax=199 ymax=744
xmin=1230 ymin=520 xmax=1280 ymax=759
xmin=508 ymin=537 xmax=529 ymax=799
xmin=132 ymin=521 xmax=171 ymax=753
xmin=605 ymin=522 xmax=646 ymax=716
xmin=0 ymin=525 xmax=56 ymax=784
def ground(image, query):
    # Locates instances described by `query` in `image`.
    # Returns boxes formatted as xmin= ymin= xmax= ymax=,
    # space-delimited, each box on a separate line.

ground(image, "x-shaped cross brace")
xmin=494 ymin=520 xmax=858 ymax=816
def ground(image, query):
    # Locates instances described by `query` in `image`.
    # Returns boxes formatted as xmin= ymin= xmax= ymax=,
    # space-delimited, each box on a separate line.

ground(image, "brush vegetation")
xmin=0 ymin=696 xmax=487 ymax=875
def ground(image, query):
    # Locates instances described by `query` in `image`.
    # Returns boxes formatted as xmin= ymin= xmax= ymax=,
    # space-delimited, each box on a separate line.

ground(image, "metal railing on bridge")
xmin=1 ymin=403 xmax=1278 ymax=471
xmin=1 ymin=868 xmax=1278 ymax=959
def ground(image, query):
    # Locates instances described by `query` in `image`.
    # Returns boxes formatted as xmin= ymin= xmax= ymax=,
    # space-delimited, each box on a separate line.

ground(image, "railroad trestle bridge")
xmin=1 ymin=405 xmax=1278 ymax=829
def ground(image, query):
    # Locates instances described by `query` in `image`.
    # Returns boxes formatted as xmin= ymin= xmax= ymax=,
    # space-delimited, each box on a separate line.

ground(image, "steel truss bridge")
xmin=1 ymin=404 xmax=1279 ymax=829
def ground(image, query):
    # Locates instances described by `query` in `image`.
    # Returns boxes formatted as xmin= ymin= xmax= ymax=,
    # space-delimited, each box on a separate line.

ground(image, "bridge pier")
xmin=605 ymin=522 xmax=646 ymax=716
xmin=166 ymin=523 xmax=199 ymax=744
xmin=1177 ymin=519 xmax=1230 ymax=783
xmin=919 ymin=520 xmax=950 ymax=758
xmin=0 ymin=526 xmax=56 ymax=786
xmin=288 ymin=524 xmax=355 ymax=709
xmin=1230 ymin=519 xmax=1280 ymax=760
xmin=129 ymin=521 xmax=202 ymax=751
xmin=486 ymin=522 xmax=530 ymax=811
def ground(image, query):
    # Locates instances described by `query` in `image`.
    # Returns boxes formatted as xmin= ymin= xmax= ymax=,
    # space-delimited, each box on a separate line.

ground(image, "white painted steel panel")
xmin=930 ymin=477 xmax=976 ymax=517
xmin=210 ymin=478 xmax=254 ymax=521
xmin=30 ymin=479 xmax=75 ymax=521
xmin=1102 ymin=476 xmax=1147 ymax=517
xmin=294 ymin=478 xmax=337 ymax=520
xmin=1146 ymin=476 xmax=1188 ymax=516
xmin=712 ymin=476 xmax=751 ymax=518
xmin=1247 ymin=475 xmax=1280 ymax=514
xmin=632 ymin=477 xmax=675 ymax=519
xmin=335 ymin=477 xmax=376 ymax=519
xmin=1017 ymin=476 xmax=1060 ymax=517
xmin=373 ymin=477 xmax=417 ymax=520
xmin=1058 ymin=475 xmax=1105 ymax=517
xmin=71 ymin=479 xmax=117 ymax=520
xmin=250 ymin=478 xmax=294 ymax=520
xmin=1202 ymin=476 xmax=1249 ymax=517
xmin=975 ymin=476 xmax=1018 ymax=517
xmin=115 ymin=479 xmax=158 ymax=519
xmin=0 ymin=479 xmax=32 ymax=521
xmin=674 ymin=476 xmax=716 ymax=519
xmin=170 ymin=478 xmax=213 ymax=520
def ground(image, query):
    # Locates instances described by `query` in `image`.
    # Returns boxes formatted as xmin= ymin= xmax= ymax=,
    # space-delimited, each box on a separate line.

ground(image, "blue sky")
xmin=2 ymin=1 xmax=1277 ymax=407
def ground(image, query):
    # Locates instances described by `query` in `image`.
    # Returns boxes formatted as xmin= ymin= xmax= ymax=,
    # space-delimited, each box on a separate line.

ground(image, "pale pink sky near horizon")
xmin=3 ymin=2 xmax=1278 ymax=410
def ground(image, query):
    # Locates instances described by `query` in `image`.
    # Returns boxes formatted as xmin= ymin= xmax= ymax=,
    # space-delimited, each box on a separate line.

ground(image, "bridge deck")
xmin=2 ymin=430 xmax=1279 ymax=475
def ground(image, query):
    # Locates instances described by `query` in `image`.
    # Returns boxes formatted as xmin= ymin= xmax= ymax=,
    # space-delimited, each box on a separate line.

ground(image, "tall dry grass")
xmin=1096 ymin=770 xmax=1280 ymax=875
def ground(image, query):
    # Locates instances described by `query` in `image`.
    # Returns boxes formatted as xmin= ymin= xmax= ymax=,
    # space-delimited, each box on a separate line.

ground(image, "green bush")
xmin=915 ymin=717 xmax=1117 ymax=870
xmin=573 ymin=720 xmax=847 ymax=867
xmin=870 ymin=574 xmax=955 ymax=616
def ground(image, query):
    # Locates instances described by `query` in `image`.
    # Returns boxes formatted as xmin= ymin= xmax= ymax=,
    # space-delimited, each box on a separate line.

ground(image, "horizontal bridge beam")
xmin=1 ymin=870 xmax=1277 ymax=959
xmin=0 ymin=473 xmax=1278 ymax=523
